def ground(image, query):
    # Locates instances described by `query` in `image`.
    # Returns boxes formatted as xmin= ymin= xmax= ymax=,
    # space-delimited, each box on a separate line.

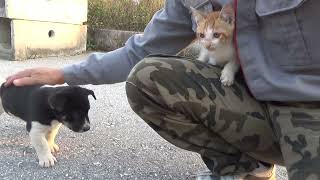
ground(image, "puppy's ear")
xmin=48 ymin=92 xmax=67 ymax=112
xmin=82 ymin=88 xmax=96 ymax=100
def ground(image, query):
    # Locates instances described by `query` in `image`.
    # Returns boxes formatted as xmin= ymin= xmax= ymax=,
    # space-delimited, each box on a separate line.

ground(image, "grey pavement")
xmin=0 ymin=54 xmax=288 ymax=180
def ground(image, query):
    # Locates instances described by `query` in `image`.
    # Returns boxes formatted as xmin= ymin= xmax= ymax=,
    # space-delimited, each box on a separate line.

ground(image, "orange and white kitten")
xmin=191 ymin=3 xmax=239 ymax=86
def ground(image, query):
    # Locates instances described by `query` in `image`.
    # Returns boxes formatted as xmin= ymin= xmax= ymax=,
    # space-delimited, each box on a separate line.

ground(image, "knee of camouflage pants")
xmin=126 ymin=55 xmax=283 ymax=175
xmin=269 ymin=103 xmax=320 ymax=180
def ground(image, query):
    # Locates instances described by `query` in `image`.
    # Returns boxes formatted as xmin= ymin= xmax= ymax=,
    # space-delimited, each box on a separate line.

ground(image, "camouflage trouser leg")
xmin=125 ymin=55 xmax=283 ymax=176
xmin=269 ymin=104 xmax=320 ymax=180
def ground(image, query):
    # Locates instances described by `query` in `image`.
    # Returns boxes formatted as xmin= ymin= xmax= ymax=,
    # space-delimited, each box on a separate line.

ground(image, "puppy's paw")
xmin=49 ymin=143 xmax=60 ymax=153
xmin=38 ymin=153 xmax=57 ymax=168
xmin=220 ymin=69 xmax=235 ymax=86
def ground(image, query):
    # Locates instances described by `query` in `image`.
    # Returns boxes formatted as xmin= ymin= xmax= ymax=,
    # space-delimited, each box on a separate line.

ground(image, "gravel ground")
xmin=0 ymin=54 xmax=288 ymax=180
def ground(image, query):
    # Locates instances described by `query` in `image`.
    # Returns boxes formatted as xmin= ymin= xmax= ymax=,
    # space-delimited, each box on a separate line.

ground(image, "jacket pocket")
xmin=255 ymin=0 xmax=313 ymax=67
xmin=256 ymin=0 xmax=306 ymax=16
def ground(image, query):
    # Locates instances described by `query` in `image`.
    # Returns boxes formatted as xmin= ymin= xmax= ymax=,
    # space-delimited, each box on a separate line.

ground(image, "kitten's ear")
xmin=190 ymin=7 xmax=206 ymax=25
xmin=219 ymin=2 xmax=235 ymax=25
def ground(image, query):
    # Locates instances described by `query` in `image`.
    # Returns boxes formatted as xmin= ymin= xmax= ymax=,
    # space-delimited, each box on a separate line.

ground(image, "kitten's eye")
xmin=213 ymin=32 xmax=221 ymax=38
xmin=199 ymin=33 xmax=205 ymax=38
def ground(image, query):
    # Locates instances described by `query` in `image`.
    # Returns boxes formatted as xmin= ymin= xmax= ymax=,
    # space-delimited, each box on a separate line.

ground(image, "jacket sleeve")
xmin=63 ymin=0 xmax=195 ymax=85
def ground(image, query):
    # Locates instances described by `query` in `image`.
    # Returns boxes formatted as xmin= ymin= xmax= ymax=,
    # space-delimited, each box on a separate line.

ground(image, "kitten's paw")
xmin=38 ymin=153 xmax=57 ymax=168
xmin=49 ymin=143 xmax=60 ymax=153
xmin=220 ymin=70 xmax=235 ymax=86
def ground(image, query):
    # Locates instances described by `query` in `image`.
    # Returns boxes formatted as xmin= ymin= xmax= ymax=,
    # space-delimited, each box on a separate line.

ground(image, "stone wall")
xmin=88 ymin=28 xmax=139 ymax=52
xmin=88 ymin=28 xmax=200 ymax=58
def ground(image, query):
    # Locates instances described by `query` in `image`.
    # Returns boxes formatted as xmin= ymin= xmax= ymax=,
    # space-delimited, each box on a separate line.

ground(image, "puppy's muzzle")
xmin=79 ymin=120 xmax=90 ymax=132
xmin=81 ymin=123 xmax=90 ymax=132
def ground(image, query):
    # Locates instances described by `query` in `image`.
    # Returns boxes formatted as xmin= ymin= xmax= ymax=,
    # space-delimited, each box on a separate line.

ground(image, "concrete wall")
xmin=12 ymin=20 xmax=87 ymax=60
xmin=0 ymin=0 xmax=5 ymax=17
xmin=0 ymin=0 xmax=87 ymax=60
xmin=0 ymin=0 xmax=4 ymax=8
xmin=0 ymin=18 xmax=12 ymax=59
xmin=2 ymin=0 xmax=87 ymax=24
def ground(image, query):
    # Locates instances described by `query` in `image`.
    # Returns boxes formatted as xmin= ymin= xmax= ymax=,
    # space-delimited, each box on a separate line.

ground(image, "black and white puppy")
xmin=0 ymin=84 xmax=96 ymax=167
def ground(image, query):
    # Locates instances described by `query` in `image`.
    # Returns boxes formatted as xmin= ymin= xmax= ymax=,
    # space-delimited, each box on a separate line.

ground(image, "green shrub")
xmin=88 ymin=0 xmax=164 ymax=32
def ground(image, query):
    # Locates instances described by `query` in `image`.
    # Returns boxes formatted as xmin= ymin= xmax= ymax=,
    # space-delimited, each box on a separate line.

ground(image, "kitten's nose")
xmin=205 ymin=44 xmax=211 ymax=49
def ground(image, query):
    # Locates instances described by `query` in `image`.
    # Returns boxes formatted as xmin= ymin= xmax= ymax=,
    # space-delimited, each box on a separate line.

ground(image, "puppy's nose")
xmin=82 ymin=125 xmax=90 ymax=132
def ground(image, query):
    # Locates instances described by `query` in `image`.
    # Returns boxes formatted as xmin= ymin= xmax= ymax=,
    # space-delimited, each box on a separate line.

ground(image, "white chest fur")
xmin=197 ymin=43 xmax=239 ymax=86
xmin=206 ymin=44 xmax=236 ymax=65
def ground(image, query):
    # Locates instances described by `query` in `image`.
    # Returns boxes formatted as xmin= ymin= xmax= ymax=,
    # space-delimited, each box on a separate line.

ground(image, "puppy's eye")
xmin=199 ymin=33 xmax=205 ymax=38
xmin=213 ymin=32 xmax=221 ymax=38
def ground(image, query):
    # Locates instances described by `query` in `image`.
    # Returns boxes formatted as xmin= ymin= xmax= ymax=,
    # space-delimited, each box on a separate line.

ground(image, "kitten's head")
xmin=191 ymin=3 xmax=235 ymax=51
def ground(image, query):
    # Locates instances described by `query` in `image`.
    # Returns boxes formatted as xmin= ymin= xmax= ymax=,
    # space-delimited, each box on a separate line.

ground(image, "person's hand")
xmin=5 ymin=68 xmax=65 ymax=87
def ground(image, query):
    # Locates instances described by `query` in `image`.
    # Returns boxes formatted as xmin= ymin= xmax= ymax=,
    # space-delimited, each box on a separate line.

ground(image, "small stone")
xmin=93 ymin=162 xmax=101 ymax=166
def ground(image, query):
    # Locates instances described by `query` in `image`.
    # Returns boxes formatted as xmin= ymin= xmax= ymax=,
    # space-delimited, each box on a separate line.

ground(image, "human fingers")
xmin=4 ymin=69 xmax=33 ymax=87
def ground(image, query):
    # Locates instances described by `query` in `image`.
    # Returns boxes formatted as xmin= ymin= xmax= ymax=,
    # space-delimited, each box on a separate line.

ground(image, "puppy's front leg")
xmin=220 ymin=59 xmax=240 ymax=86
xmin=30 ymin=122 xmax=57 ymax=167
xmin=47 ymin=121 xmax=62 ymax=153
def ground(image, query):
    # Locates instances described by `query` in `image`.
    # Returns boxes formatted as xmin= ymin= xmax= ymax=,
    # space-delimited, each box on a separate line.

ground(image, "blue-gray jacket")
xmin=63 ymin=0 xmax=318 ymax=101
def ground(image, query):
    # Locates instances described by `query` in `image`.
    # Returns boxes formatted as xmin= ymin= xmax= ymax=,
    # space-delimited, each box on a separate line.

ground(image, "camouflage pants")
xmin=126 ymin=55 xmax=320 ymax=180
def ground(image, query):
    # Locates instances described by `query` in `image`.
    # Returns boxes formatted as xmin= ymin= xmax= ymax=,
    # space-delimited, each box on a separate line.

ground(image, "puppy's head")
xmin=48 ymin=86 xmax=96 ymax=132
